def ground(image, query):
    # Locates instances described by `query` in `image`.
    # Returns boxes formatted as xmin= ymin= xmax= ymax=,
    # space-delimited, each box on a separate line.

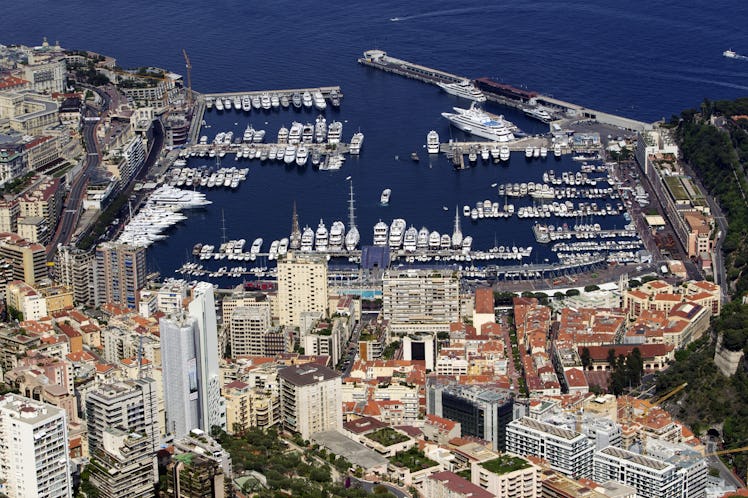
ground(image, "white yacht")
xmin=462 ymin=235 xmax=473 ymax=253
xmin=437 ymin=79 xmax=487 ymax=102
xmin=403 ymin=226 xmax=418 ymax=252
xmin=250 ymin=238 xmax=263 ymax=256
xmin=373 ymin=221 xmax=388 ymax=246
xmin=270 ymin=94 xmax=280 ymax=108
xmin=388 ymin=218 xmax=406 ymax=249
xmin=301 ymin=123 xmax=314 ymax=143
xmin=251 ymin=95 xmax=261 ymax=109
xmin=327 ymin=121 xmax=342 ymax=144
xmin=523 ymin=106 xmax=553 ymax=122
xmin=451 ymin=208 xmax=463 ymax=248
xmin=329 ymin=221 xmax=345 ymax=250
xmin=302 ymin=91 xmax=313 ymax=108
xmin=428 ymin=231 xmax=441 ymax=249
xmin=416 ymin=227 xmax=430 ymax=249
xmin=349 ymin=132 xmax=364 ymax=155
xmin=441 ymin=103 xmax=516 ymax=142
xmin=233 ymin=96 xmax=241 ymax=109
xmin=278 ymin=237 xmax=289 ymax=256
xmin=500 ymin=145 xmax=510 ymax=161
xmin=525 ymin=146 xmax=533 ymax=159
xmin=345 ymin=226 xmax=360 ymax=251
xmin=314 ymin=115 xmax=327 ymax=143
xmin=241 ymin=95 xmax=251 ymax=111
xmin=440 ymin=233 xmax=451 ymax=249
xmin=149 ymin=185 xmax=212 ymax=208
xmin=215 ymin=98 xmax=224 ymax=111
xmin=314 ymin=219 xmax=328 ymax=251
xmin=260 ymin=93 xmax=271 ymax=110
xmin=268 ymin=240 xmax=279 ymax=260
xmin=243 ymin=125 xmax=255 ymax=142
xmin=283 ymin=145 xmax=297 ymax=164
xmin=380 ymin=188 xmax=391 ymax=205
xmin=554 ymin=143 xmax=562 ymax=158
xmin=427 ymin=130 xmax=440 ymax=154
xmin=277 ymin=126 xmax=289 ymax=144
xmin=295 ymin=145 xmax=309 ymax=166
xmin=313 ymin=91 xmax=327 ymax=110
xmin=301 ymin=226 xmax=314 ymax=251
xmin=288 ymin=122 xmax=303 ymax=145
xmin=540 ymin=146 xmax=548 ymax=158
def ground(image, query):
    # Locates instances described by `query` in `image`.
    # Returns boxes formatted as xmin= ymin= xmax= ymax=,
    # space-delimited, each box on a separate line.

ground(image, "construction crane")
xmin=182 ymin=49 xmax=193 ymax=108
xmin=707 ymin=446 xmax=748 ymax=457
xmin=642 ymin=382 xmax=687 ymax=416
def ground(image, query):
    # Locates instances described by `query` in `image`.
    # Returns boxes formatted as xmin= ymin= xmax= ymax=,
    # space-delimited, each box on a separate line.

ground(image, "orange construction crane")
xmin=707 ymin=446 xmax=748 ymax=457
xmin=182 ymin=49 xmax=192 ymax=108
xmin=642 ymin=382 xmax=687 ymax=416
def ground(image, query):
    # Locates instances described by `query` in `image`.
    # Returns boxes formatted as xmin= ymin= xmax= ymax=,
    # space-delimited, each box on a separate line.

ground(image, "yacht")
xmin=270 ymin=94 xmax=280 ymax=108
xmin=327 ymin=121 xmax=343 ymax=144
xmin=302 ymin=91 xmax=313 ymax=108
xmin=280 ymin=94 xmax=290 ymax=108
xmin=241 ymin=95 xmax=251 ymax=111
xmin=403 ymin=226 xmax=418 ymax=252
xmin=283 ymin=145 xmax=297 ymax=164
xmin=314 ymin=219 xmax=328 ymax=251
xmin=416 ymin=227 xmax=430 ymax=249
xmin=215 ymin=98 xmax=224 ymax=111
xmin=426 ymin=130 xmax=440 ymax=154
xmin=232 ymin=96 xmax=241 ymax=109
xmin=329 ymin=221 xmax=345 ymax=250
xmin=451 ymin=208 xmax=463 ymax=248
xmin=349 ymin=132 xmax=364 ymax=155
xmin=441 ymin=103 xmax=516 ymax=141
xmin=251 ymin=95 xmax=261 ymax=109
xmin=224 ymin=97 xmax=232 ymax=109
xmin=437 ymin=79 xmax=487 ymax=102
xmin=277 ymin=126 xmax=289 ymax=144
xmin=388 ymin=218 xmax=406 ymax=249
xmin=313 ymin=91 xmax=327 ymax=110
xmin=373 ymin=221 xmax=389 ymax=246
xmin=525 ymin=146 xmax=533 ymax=159
xmin=301 ymin=226 xmax=314 ymax=251
xmin=148 ymin=185 xmax=212 ymax=208
xmin=250 ymin=238 xmax=263 ymax=256
xmin=540 ymin=146 xmax=548 ymax=158
xmin=260 ymin=93 xmax=271 ymax=110
xmin=380 ymin=188 xmax=391 ymax=205
xmin=462 ymin=235 xmax=473 ymax=253
xmin=345 ymin=226 xmax=360 ymax=251
xmin=314 ymin=115 xmax=327 ymax=143
xmin=723 ymin=49 xmax=738 ymax=58
xmin=243 ymin=125 xmax=255 ymax=142
xmin=440 ymin=233 xmax=451 ymax=249
xmin=288 ymin=122 xmax=303 ymax=144
xmin=500 ymin=146 xmax=510 ymax=161
xmin=523 ymin=106 xmax=553 ymax=122
xmin=278 ymin=237 xmax=289 ymax=256
xmin=295 ymin=145 xmax=309 ymax=166
xmin=268 ymin=240 xmax=279 ymax=260
xmin=428 ymin=231 xmax=441 ymax=249
xmin=291 ymin=92 xmax=302 ymax=108
xmin=554 ymin=143 xmax=562 ymax=158
xmin=252 ymin=129 xmax=265 ymax=143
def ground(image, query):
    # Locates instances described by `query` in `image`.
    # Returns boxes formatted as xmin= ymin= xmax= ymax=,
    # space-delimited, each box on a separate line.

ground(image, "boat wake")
xmin=388 ymin=7 xmax=496 ymax=22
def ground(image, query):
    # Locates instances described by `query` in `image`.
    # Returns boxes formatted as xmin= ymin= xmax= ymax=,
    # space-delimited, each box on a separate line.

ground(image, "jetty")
xmin=358 ymin=50 xmax=652 ymax=132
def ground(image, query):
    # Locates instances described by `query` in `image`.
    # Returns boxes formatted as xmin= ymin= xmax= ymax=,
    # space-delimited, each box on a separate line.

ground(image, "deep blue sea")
xmin=5 ymin=1 xmax=748 ymax=279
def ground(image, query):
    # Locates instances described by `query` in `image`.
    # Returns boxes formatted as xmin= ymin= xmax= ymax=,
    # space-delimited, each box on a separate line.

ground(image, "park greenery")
xmin=389 ymin=447 xmax=438 ymax=472
xmin=211 ymin=428 xmax=385 ymax=498
xmin=365 ymin=427 xmax=410 ymax=447
xmin=655 ymin=98 xmax=748 ymax=480
xmin=480 ymin=455 xmax=530 ymax=475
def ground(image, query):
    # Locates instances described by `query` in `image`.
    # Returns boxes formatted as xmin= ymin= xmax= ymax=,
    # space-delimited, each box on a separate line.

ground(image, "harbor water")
xmin=3 ymin=0 xmax=748 ymax=279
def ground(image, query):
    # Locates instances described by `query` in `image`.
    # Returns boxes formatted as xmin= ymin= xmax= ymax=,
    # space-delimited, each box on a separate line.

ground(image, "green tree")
xmin=580 ymin=347 xmax=592 ymax=369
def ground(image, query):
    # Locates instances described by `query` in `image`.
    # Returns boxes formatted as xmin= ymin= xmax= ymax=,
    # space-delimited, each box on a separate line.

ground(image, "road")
xmin=47 ymin=90 xmax=110 ymax=259
xmin=706 ymin=440 xmax=745 ymax=489
xmin=349 ymin=477 xmax=409 ymax=498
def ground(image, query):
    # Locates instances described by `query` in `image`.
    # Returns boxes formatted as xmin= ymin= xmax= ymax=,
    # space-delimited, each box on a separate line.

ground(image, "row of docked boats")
xmin=168 ymin=166 xmax=248 ymax=189
xmin=299 ymin=219 xmax=360 ymax=252
xmin=532 ymin=222 xmax=637 ymax=243
xmin=196 ymin=237 xmax=291 ymax=261
xmin=498 ymin=182 xmax=618 ymax=200
xmin=117 ymin=186 xmax=212 ymax=248
xmin=205 ymin=89 xmax=341 ymax=112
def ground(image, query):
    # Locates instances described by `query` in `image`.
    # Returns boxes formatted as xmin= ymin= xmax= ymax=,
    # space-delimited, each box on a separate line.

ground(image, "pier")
xmin=202 ymin=85 xmax=342 ymax=100
xmin=358 ymin=50 xmax=652 ymax=132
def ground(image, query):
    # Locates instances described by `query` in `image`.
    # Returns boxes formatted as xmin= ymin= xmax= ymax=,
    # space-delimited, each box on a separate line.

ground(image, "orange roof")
xmin=653 ymin=293 xmax=682 ymax=302
xmin=474 ymin=288 xmax=494 ymax=314
xmin=425 ymin=414 xmax=458 ymax=432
